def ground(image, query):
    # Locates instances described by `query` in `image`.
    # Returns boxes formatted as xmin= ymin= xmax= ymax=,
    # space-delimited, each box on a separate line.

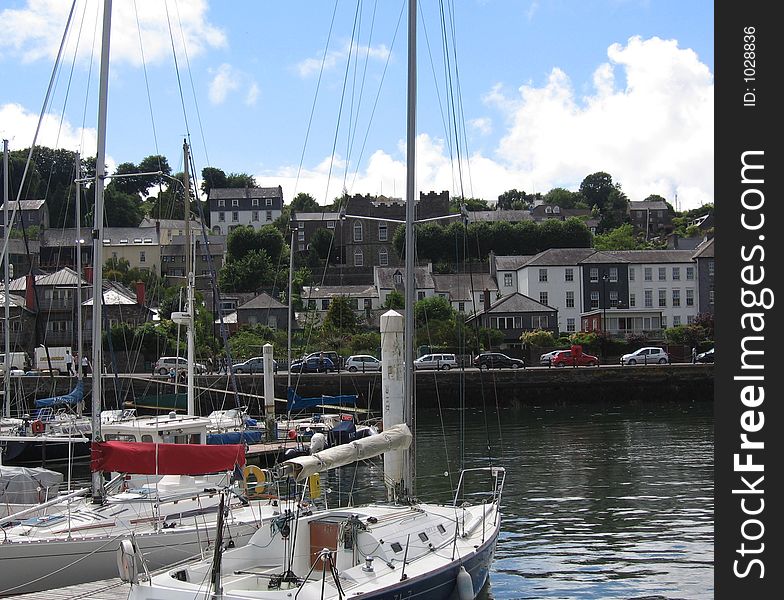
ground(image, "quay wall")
xmin=9 ymin=365 xmax=713 ymax=416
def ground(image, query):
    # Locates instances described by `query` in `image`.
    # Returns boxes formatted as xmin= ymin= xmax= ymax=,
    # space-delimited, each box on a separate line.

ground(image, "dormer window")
xmin=218 ymin=199 xmax=225 ymax=207
xmin=545 ymin=206 xmax=552 ymax=214
xmin=393 ymin=271 xmax=403 ymax=284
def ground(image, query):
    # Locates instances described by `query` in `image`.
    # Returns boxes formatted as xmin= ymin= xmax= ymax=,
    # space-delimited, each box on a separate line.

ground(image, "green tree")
xmin=598 ymin=188 xmax=630 ymax=233
xmin=594 ymin=223 xmax=646 ymax=250
xmin=226 ymin=173 xmax=257 ymax=188
xmin=543 ymin=187 xmax=586 ymax=209
xmin=414 ymin=295 xmax=454 ymax=328
xmin=200 ymin=166 xmax=228 ymax=198
xmin=257 ymin=225 xmax=286 ymax=264
xmin=383 ymin=290 xmax=405 ymax=309
xmin=310 ymin=227 xmax=335 ymax=260
xmin=290 ymin=192 xmax=320 ymax=213
xmin=226 ymin=226 xmax=261 ymax=261
xmin=520 ymin=329 xmax=558 ymax=347
xmin=579 ymin=172 xmax=617 ymax=212
xmin=323 ymin=296 xmax=359 ymax=332
xmin=219 ymin=249 xmax=274 ymax=292
xmin=103 ymin=187 xmax=145 ymax=226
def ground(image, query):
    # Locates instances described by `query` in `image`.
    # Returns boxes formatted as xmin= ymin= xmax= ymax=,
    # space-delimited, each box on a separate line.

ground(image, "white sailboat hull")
xmin=0 ymin=510 xmax=261 ymax=596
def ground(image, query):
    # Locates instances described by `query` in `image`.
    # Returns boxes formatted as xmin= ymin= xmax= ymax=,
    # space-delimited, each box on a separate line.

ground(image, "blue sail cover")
xmin=287 ymin=387 xmax=358 ymax=412
xmin=34 ymin=380 xmax=85 ymax=408
xmin=207 ymin=430 xmax=264 ymax=445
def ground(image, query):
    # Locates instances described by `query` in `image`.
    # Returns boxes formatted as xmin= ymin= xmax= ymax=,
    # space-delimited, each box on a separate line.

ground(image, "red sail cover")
xmin=91 ymin=442 xmax=246 ymax=475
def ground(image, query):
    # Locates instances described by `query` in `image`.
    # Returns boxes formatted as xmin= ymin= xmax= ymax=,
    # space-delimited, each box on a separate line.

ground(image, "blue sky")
xmin=0 ymin=0 xmax=713 ymax=211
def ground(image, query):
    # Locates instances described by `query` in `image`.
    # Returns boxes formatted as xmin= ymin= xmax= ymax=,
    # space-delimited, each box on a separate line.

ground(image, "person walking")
xmin=65 ymin=350 xmax=74 ymax=376
xmin=81 ymin=354 xmax=91 ymax=374
xmin=691 ymin=347 xmax=697 ymax=364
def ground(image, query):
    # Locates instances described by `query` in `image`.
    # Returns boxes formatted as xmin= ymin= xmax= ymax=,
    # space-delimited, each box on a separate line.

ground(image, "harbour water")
xmin=38 ymin=399 xmax=713 ymax=599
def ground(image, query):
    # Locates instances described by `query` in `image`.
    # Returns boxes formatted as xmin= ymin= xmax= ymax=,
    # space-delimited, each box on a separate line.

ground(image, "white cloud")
xmin=469 ymin=117 xmax=492 ymax=136
xmin=0 ymin=0 xmax=226 ymax=67
xmin=245 ymin=83 xmax=260 ymax=106
xmin=208 ymin=63 xmax=240 ymax=105
xmin=296 ymin=41 xmax=390 ymax=78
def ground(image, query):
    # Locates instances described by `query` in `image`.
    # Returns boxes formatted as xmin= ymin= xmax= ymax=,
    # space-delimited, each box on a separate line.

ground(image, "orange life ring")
xmin=30 ymin=420 xmax=45 ymax=435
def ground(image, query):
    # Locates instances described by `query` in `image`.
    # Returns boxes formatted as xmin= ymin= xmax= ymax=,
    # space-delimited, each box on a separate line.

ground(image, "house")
xmin=161 ymin=234 xmax=225 ymax=290
xmin=374 ymin=265 xmax=436 ymax=306
xmin=0 ymin=199 xmax=49 ymax=232
xmin=300 ymin=284 xmax=379 ymax=322
xmin=235 ymin=292 xmax=290 ymax=331
xmin=208 ymin=186 xmax=284 ymax=236
xmin=467 ymin=290 xmax=558 ymax=349
xmin=692 ymin=238 xmax=714 ymax=315
xmin=628 ymin=199 xmax=673 ymax=239
xmin=0 ymin=291 xmax=37 ymax=357
xmin=431 ymin=272 xmax=498 ymax=315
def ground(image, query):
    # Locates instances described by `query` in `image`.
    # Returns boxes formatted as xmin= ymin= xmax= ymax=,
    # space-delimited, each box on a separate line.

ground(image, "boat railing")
xmin=451 ymin=466 xmax=506 ymax=509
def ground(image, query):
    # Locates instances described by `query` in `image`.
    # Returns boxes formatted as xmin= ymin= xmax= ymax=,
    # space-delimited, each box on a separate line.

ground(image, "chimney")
xmin=483 ymin=288 xmax=491 ymax=313
xmin=25 ymin=274 xmax=37 ymax=310
xmin=84 ymin=265 xmax=93 ymax=283
xmin=135 ymin=281 xmax=146 ymax=307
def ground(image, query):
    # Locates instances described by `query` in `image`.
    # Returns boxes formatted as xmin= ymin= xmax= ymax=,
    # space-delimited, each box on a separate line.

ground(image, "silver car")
xmin=620 ymin=347 xmax=669 ymax=365
xmin=345 ymin=355 xmax=382 ymax=372
xmin=413 ymin=353 xmax=458 ymax=370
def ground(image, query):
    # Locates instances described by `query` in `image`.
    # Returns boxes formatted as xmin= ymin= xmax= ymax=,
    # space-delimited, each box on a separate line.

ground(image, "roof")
xmin=83 ymin=289 xmax=137 ymax=306
xmin=595 ymin=250 xmax=697 ymax=264
xmin=466 ymin=210 xmax=533 ymax=223
xmin=40 ymin=227 xmax=94 ymax=247
xmin=375 ymin=266 xmax=435 ymax=290
xmin=0 ymin=293 xmax=30 ymax=310
xmin=467 ymin=292 xmax=554 ymax=319
xmin=0 ymin=199 xmax=46 ymax=211
xmin=209 ymin=187 xmax=283 ymax=200
xmin=431 ymin=273 xmax=497 ymax=301
xmin=493 ymin=255 xmax=535 ymax=271
xmin=692 ymin=237 xmax=714 ymax=259
xmin=292 ymin=212 xmax=341 ymax=221
xmin=301 ymin=284 xmax=377 ymax=299
xmin=138 ymin=217 xmax=203 ymax=229
xmin=628 ymin=200 xmax=669 ymax=211
xmin=4 ymin=267 xmax=86 ymax=291
xmin=237 ymin=291 xmax=287 ymax=310
xmin=522 ymin=248 xmax=596 ymax=266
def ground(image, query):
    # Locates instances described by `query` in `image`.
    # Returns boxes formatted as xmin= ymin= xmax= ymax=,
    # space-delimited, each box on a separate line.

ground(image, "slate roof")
xmin=40 ymin=227 xmax=94 ymax=247
xmin=0 ymin=199 xmax=46 ymax=211
xmin=466 ymin=210 xmax=533 ymax=223
xmin=465 ymin=292 xmax=554 ymax=320
xmin=628 ymin=200 xmax=669 ymax=211
xmin=237 ymin=292 xmax=287 ymax=310
xmin=595 ymin=250 xmax=696 ymax=264
xmin=375 ymin=266 xmax=435 ymax=290
xmin=493 ymin=255 xmax=535 ymax=271
xmin=4 ymin=267 xmax=86 ymax=291
xmin=138 ymin=217 xmax=203 ymax=229
xmin=292 ymin=212 xmax=341 ymax=221
xmin=209 ymin=187 xmax=283 ymax=200
xmin=432 ymin=273 xmax=497 ymax=302
xmin=522 ymin=248 xmax=596 ymax=266
xmin=301 ymin=285 xmax=377 ymax=299
xmin=692 ymin=237 xmax=714 ymax=259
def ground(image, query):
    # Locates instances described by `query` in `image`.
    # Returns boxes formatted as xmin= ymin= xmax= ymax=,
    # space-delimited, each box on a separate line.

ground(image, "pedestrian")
xmin=81 ymin=354 xmax=91 ymax=374
xmin=691 ymin=347 xmax=697 ymax=363
xmin=169 ymin=367 xmax=177 ymax=383
xmin=65 ymin=349 xmax=74 ymax=376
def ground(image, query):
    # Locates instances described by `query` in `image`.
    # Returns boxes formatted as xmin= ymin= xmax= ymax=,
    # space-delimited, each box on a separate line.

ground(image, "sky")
xmin=0 ymin=0 xmax=714 ymax=212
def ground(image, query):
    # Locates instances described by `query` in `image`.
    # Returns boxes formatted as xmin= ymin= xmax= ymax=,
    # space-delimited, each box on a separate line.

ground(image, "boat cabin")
xmin=100 ymin=411 xmax=211 ymax=444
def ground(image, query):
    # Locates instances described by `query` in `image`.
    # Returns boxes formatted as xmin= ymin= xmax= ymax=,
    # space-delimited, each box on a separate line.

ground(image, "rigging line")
xmin=132 ymin=0 xmax=163 ymax=159
xmin=163 ymin=0 xmax=193 ymax=142
xmin=78 ymin=2 xmax=99 ymax=155
xmin=292 ymin=0 xmax=341 ymax=199
xmin=0 ymin=0 xmax=78 ymax=265
xmin=341 ymin=0 xmax=363 ymax=187
xmin=347 ymin=0 xmax=405 ymax=194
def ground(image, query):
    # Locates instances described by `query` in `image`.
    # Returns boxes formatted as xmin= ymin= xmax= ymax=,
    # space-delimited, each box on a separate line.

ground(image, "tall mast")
xmin=91 ymin=0 xmax=112 ymax=502
xmin=3 ymin=139 xmax=10 ymax=419
xmin=75 ymin=151 xmax=84 ymax=411
xmin=287 ymin=226 xmax=295 ymax=392
xmin=183 ymin=140 xmax=195 ymax=415
xmin=403 ymin=0 xmax=417 ymax=497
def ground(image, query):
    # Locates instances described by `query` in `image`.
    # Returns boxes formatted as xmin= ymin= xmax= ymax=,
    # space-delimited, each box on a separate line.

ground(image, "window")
xmin=673 ymin=315 xmax=682 ymax=326
xmin=249 ymin=198 xmax=259 ymax=207
xmin=539 ymin=292 xmax=548 ymax=306
xmin=354 ymin=248 xmax=364 ymax=266
xmin=629 ymin=267 xmax=635 ymax=281
xmin=252 ymin=211 xmax=259 ymax=221
xmin=531 ymin=315 xmax=549 ymax=328
xmin=327 ymin=221 xmax=335 ymax=229
xmin=658 ymin=289 xmax=667 ymax=307
xmin=232 ymin=211 xmax=239 ymax=222
xmin=566 ymin=291 xmax=575 ymax=308
xmin=379 ymin=247 xmax=389 ymax=266
xmin=266 ymin=198 xmax=272 ymax=206
xmin=708 ymin=260 xmax=715 ymax=277
xmin=565 ymin=268 xmax=574 ymax=282
xmin=539 ymin=269 xmax=548 ymax=282
xmin=133 ymin=238 xmax=142 ymax=244
xmin=266 ymin=211 xmax=273 ymax=221
xmin=298 ymin=243 xmax=305 ymax=251
xmin=504 ymin=273 xmax=513 ymax=287
xmin=218 ymin=199 xmax=225 ymax=207
xmin=218 ymin=212 xmax=225 ymax=222
xmin=566 ymin=318 xmax=575 ymax=332
xmin=658 ymin=267 xmax=666 ymax=281
xmin=661 ymin=316 xmax=667 ymax=328
xmin=417 ymin=291 xmax=425 ymax=301
xmin=378 ymin=223 xmax=388 ymax=241
xmin=644 ymin=267 xmax=652 ymax=281
xmin=140 ymin=251 xmax=146 ymax=263
xmin=231 ymin=199 xmax=239 ymax=207
xmin=672 ymin=289 xmax=681 ymax=307
xmin=590 ymin=291 xmax=599 ymax=309
xmin=458 ymin=302 xmax=465 ymax=312
xmin=321 ymin=299 xmax=330 ymax=310
xmin=686 ymin=288 xmax=695 ymax=306
xmin=644 ymin=289 xmax=653 ymax=307
xmin=687 ymin=314 xmax=695 ymax=324
xmin=672 ymin=267 xmax=680 ymax=280
xmin=494 ymin=316 xmax=514 ymax=329
xmin=629 ymin=293 xmax=636 ymax=307
xmin=590 ymin=268 xmax=599 ymax=283
xmin=298 ymin=230 xmax=305 ymax=241
xmin=353 ymin=222 xmax=363 ymax=242
xmin=609 ymin=267 xmax=618 ymax=282
xmin=686 ymin=266 xmax=695 ymax=280
xmin=609 ymin=290 xmax=618 ymax=307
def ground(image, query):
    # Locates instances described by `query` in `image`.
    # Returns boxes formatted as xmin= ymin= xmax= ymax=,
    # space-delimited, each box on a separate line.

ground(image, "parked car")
xmin=233 ymin=356 xmax=278 ymax=374
xmin=620 ymin=347 xmax=669 ymax=365
xmin=345 ymin=355 xmax=382 ymax=372
xmin=289 ymin=356 xmax=337 ymax=373
xmin=695 ymin=348 xmax=714 ymax=363
xmin=550 ymin=350 xmax=600 ymax=367
xmin=473 ymin=352 xmax=525 ymax=370
xmin=154 ymin=356 xmax=207 ymax=376
xmin=304 ymin=351 xmax=343 ymax=370
xmin=412 ymin=353 xmax=458 ymax=370
xmin=539 ymin=350 xmax=566 ymax=366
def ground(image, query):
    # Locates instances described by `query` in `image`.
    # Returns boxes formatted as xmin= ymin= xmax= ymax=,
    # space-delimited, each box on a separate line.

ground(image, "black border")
xmin=715 ymin=3 xmax=781 ymax=597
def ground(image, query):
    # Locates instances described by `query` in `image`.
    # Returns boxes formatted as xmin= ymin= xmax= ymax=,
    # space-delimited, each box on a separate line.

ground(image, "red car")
xmin=550 ymin=349 xmax=599 ymax=367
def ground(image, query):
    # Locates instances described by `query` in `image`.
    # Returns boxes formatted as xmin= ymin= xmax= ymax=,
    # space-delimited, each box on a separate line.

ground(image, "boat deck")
xmin=4 ymin=577 xmax=131 ymax=599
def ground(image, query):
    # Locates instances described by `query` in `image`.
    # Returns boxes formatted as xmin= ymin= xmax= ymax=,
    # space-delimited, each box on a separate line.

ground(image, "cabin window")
xmin=141 ymin=435 xmax=153 ymax=442
xmin=390 ymin=542 xmax=403 ymax=553
xmin=418 ymin=532 xmax=429 ymax=542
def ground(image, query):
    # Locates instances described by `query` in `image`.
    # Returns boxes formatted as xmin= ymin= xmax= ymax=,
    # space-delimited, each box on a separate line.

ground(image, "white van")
xmin=34 ymin=346 xmax=73 ymax=375
xmin=412 ymin=353 xmax=458 ymax=370
xmin=0 ymin=352 xmax=28 ymax=374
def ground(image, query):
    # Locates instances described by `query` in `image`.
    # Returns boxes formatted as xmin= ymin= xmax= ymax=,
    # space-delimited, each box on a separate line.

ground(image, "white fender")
xmin=117 ymin=538 xmax=138 ymax=583
xmin=456 ymin=565 xmax=473 ymax=600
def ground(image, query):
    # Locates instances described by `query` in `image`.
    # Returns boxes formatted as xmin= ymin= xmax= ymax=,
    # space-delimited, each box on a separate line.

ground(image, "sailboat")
xmin=0 ymin=3 xmax=301 ymax=595
xmin=122 ymin=3 xmax=505 ymax=599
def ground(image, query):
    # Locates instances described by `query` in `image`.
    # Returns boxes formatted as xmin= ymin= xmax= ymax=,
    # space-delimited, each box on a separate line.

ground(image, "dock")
xmin=5 ymin=578 xmax=131 ymax=599
xmin=245 ymin=439 xmax=308 ymax=466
